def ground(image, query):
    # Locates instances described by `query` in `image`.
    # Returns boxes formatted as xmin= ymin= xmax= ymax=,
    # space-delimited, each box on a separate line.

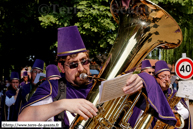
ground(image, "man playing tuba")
xmin=17 ymin=26 xmax=178 ymax=128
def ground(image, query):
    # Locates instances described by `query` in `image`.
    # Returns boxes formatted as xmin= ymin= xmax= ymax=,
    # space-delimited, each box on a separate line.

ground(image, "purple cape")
xmin=6 ymin=88 xmax=16 ymax=98
xmin=138 ymin=72 xmax=176 ymax=126
xmin=14 ymin=82 xmax=33 ymax=121
xmin=20 ymin=78 xmax=93 ymax=128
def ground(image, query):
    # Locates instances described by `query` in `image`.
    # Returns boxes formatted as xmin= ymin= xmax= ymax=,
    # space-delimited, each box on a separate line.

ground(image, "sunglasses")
xmin=148 ymin=72 xmax=154 ymax=74
xmin=65 ymin=59 xmax=90 ymax=69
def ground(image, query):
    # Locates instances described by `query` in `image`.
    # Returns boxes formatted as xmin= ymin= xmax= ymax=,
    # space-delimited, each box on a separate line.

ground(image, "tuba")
xmin=70 ymin=0 xmax=182 ymax=128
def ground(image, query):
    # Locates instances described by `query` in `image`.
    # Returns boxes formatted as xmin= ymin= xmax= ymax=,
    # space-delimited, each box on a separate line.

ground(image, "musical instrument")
xmin=15 ymin=85 xmax=19 ymax=90
xmin=70 ymin=0 xmax=182 ymax=128
xmin=80 ymin=73 xmax=106 ymax=81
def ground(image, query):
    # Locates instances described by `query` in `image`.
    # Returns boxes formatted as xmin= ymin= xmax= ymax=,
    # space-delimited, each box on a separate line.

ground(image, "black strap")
xmin=53 ymin=78 xmax=67 ymax=127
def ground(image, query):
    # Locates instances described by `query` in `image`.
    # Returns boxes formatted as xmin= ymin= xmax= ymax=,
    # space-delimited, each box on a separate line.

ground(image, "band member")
xmin=13 ymin=59 xmax=44 ymax=121
xmin=18 ymin=26 xmax=176 ymax=128
xmin=141 ymin=60 xmax=154 ymax=76
xmin=4 ymin=72 xmax=20 ymax=121
xmin=20 ymin=71 xmax=29 ymax=87
xmin=153 ymin=60 xmax=191 ymax=129
xmin=128 ymin=60 xmax=154 ymax=127
xmin=46 ymin=64 xmax=61 ymax=80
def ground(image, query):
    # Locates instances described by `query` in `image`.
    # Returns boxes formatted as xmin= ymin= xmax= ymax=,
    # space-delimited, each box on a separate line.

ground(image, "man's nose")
xmin=165 ymin=76 xmax=170 ymax=81
xmin=77 ymin=62 xmax=84 ymax=72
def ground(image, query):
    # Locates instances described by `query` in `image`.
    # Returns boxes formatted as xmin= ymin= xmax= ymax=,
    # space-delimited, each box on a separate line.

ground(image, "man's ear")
xmin=58 ymin=62 xmax=65 ymax=73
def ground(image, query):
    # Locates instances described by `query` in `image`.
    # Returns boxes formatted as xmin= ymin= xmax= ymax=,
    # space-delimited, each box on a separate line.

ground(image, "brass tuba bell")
xmin=70 ymin=0 xmax=182 ymax=128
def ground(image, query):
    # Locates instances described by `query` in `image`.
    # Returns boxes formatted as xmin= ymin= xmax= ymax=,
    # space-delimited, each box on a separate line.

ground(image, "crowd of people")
xmin=0 ymin=26 xmax=191 ymax=129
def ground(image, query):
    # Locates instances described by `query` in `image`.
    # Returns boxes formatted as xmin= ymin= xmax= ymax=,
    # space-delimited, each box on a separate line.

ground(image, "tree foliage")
xmin=0 ymin=0 xmax=193 ymax=79
xmin=38 ymin=0 xmax=118 ymax=58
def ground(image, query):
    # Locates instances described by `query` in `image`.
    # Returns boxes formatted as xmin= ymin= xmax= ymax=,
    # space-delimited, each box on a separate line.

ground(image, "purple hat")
xmin=11 ymin=72 xmax=19 ymax=80
xmin=141 ymin=60 xmax=152 ymax=70
xmin=23 ymin=71 xmax=28 ymax=77
xmin=155 ymin=60 xmax=170 ymax=75
xmin=32 ymin=59 xmax=44 ymax=71
xmin=57 ymin=26 xmax=87 ymax=57
xmin=46 ymin=64 xmax=61 ymax=80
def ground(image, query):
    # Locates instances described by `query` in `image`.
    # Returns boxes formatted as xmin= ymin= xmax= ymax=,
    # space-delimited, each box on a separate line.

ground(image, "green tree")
xmin=1 ymin=0 xmax=193 ymax=79
xmin=38 ymin=0 xmax=118 ymax=58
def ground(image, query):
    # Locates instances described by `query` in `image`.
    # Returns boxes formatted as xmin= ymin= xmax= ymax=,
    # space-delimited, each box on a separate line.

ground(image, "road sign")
xmin=175 ymin=57 xmax=193 ymax=80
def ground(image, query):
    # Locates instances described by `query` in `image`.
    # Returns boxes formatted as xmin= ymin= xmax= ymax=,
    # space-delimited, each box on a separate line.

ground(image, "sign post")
xmin=175 ymin=53 xmax=193 ymax=103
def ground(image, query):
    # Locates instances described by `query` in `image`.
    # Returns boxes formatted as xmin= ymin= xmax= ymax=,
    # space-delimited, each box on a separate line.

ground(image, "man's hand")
xmin=62 ymin=99 xmax=98 ymax=120
xmin=122 ymin=74 xmax=143 ymax=94
xmin=172 ymin=109 xmax=177 ymax=113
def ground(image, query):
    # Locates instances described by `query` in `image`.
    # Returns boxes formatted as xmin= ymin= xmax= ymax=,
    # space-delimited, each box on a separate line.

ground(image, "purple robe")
xmin=14 ymin=82 xmax=33 ymax=121
xmin=20 ymin=78 xmax=93 ymax=128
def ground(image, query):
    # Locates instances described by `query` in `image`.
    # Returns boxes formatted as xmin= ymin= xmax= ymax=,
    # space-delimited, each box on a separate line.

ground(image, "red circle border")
xmin=175 ymin=58 xmax=193 ymax=79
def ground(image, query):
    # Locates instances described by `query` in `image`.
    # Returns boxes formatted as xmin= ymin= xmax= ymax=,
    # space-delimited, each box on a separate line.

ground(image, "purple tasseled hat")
xmin=32 ymin=59 xmax=44 ymax=71
xmin=57 ymin=26 xmax=87 ymax=57
xmin=46 ymin=64 xmax=61 ymax=80
xmin=155 ymin=60 xmax=170 ymax=75
xmin=11 ymin=72 xmax=19 ymax=80
xmin=141 ymin=60 xmax=152 ymax=70
xmin=23 ymin=71 xmax=28 ymax=77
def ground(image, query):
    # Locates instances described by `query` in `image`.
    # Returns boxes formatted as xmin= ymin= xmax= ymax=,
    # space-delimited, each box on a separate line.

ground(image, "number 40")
xmin=180 ymin=65 xmax=191 ymax=72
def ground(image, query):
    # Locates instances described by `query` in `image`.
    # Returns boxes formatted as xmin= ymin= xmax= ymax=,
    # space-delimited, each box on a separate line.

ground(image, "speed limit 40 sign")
xmin=175 ymin=57 xmax=193 ymax=80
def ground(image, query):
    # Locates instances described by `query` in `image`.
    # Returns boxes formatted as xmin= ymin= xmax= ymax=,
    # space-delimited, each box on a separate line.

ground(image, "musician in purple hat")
xmin=46 ymin=64 xmax=61 ymax=80
xmin=152 ymin=60 xmax=191 ymax=129
xmin=13 ymin=59 xmax=44 ymax=121
xmin=141 ymin=60 xmax=154 ymax=76
xmin=18 ymin=26 xmax=177 ymax=128
xmin=20 ymin=71 xmax=30 ymax=87
xmin=3 ymin=72 xmax=20 ymax=121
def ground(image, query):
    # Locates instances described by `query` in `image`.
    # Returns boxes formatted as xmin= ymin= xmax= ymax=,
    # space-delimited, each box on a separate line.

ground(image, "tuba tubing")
xmin=70 ymin=0 xmax=182 ymax=128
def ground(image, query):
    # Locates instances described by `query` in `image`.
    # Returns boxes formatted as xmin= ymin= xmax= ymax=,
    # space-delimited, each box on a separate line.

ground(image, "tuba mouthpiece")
xmin=79 ymin=73 xmax=88 ymax=80
xmin=79 ymin=73 xmax=105 ymax=81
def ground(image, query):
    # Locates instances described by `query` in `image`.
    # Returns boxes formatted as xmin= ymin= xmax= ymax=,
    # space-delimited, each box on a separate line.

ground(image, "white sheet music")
xmin=98 ymin=72 xmax=133 ymax=104
xmin=176 ymin=80 xmax=193 ymax=100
